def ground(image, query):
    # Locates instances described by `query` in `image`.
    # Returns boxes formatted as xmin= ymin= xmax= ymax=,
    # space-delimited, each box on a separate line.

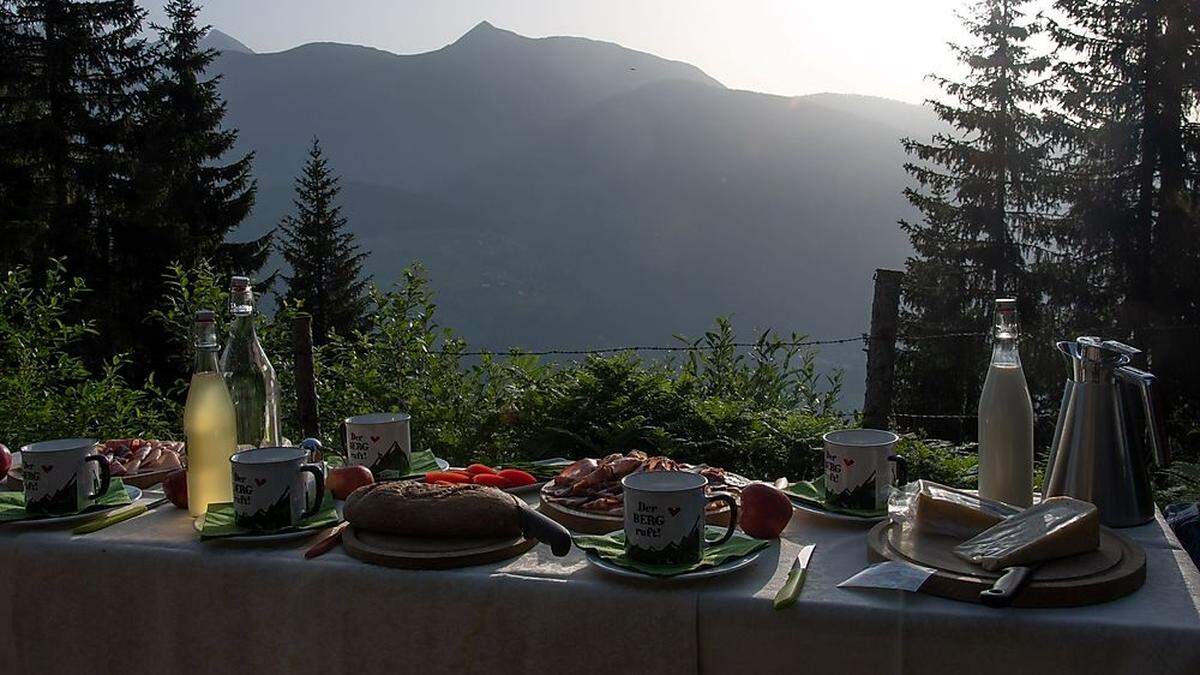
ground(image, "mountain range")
xmin=205 ymin=22 xmax=939 ymax=407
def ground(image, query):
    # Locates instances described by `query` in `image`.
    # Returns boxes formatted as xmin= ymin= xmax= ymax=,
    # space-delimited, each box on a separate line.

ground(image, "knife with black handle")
xmin=517 ymin=503 xmax=573 ymax=556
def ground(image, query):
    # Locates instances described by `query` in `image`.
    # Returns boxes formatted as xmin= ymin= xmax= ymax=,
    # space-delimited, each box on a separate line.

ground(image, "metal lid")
xmin=230 ymin=276 xmax=250 ymax=290
xmin=1058 ymin=336 xmax=1139 ymax=381
xmin=194 ymin=310 xmax=216 ymax=323
xmin=995 ymin=298 xmax=1017 ymax=311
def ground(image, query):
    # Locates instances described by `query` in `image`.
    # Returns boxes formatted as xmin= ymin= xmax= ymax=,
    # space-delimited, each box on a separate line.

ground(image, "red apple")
xmin=163 ymin=469 xmax=188 ymax=509
xmin=327 ymin=465 xmax=374 ymax=500
xmin=739 ymin=483 xmax=794 ymax=539
xmin=0 ymin=444 xmax=11 ymax=478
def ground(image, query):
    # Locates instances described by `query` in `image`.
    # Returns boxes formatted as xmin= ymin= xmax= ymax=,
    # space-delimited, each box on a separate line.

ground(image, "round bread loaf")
xmin=344 ymin=481 xmax=524 ymax=538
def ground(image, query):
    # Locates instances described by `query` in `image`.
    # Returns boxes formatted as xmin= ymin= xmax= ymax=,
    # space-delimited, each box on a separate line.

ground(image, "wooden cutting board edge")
xmin=866 ymin=520 xmax=1146 ymax=607
xmin=341 ymin=526 xmax=538 ymax=570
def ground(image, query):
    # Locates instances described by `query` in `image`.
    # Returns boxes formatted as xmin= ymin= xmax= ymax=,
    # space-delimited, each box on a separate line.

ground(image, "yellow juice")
xmin=183 ymin=371 xmax=238 ymax=518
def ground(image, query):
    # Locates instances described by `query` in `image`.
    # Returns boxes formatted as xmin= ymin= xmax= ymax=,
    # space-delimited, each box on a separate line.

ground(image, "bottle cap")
xmin=195 ymin=310 xmax=216 ymax=323
xmin=230 ymin=276 xmax=250 ymax=290
xmin=995 ymin=298 xmax=1017 ymax=312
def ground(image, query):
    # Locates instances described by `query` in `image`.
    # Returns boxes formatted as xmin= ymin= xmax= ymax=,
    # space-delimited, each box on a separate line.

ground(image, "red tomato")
xmin=496 ymin=469 xmax=537 ymax=486
xmin=466 ymin=463 xmax=498 ymax=476
xmin=424 ymin=471 xmax=470 ymax=484
xmin=472 ymin=474 xmax=513 ymax=488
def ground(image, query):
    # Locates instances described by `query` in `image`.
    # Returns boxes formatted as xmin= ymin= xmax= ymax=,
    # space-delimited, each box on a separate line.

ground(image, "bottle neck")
xmin=991 ymin=310 xmax=1021 ymax=367
xmin=230 ymin=308 xmax=257 ymax=340
xmin=194 ymin=346 xmax=221 ymax=374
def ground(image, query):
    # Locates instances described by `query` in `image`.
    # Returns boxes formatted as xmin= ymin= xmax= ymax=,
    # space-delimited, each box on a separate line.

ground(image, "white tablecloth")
xmin=1 ymin=492 xmax=1198 ymax=675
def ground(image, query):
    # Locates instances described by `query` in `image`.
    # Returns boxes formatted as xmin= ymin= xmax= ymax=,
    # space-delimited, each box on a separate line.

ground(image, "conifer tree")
xmin=278 ymin=137 xmax=370 ymax=343
xmin=1046 ymin=0 xmax=1200 ymax=416
xmin=121 ymin=0 xmax=266 ymax=375
xmin=895 ymin=0 xmax=1057 ymax=440
xmin=0 ymin=0 xmax=149 ymax=280
xmin=133 ymin=0 xmax=263 ymax=274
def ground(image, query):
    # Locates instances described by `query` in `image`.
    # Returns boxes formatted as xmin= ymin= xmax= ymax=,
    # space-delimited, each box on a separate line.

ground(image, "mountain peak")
xmin=449 ymin=20 xmax=522 ymax=47
xmin=201 ymin=28 xmax=253 ymax=54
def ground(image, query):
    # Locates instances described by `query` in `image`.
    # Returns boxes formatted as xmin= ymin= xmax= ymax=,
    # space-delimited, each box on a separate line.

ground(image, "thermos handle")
xmin=1116 ymin=366 xmax=1168 ymax=466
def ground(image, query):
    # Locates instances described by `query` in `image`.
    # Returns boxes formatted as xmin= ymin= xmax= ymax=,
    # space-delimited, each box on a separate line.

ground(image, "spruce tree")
xmin=895 ymin=0 xmax=1057 ymax=440
xmin=1047 ymin=0 xmax=1200 ymax=417
xmin=0 ymin=0 xmax=149 ymax=271
xmin=0 ymin=0 xmax=151 ymax=358
xmin=278 ymin=137 xmax=370 ymax=343
xmin=134 ymin=0 xmax=262 ymax=273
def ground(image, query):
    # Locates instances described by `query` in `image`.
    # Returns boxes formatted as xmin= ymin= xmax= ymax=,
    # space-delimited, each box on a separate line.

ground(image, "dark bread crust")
xmin=344 ymin=481 xmax=523 ymax=538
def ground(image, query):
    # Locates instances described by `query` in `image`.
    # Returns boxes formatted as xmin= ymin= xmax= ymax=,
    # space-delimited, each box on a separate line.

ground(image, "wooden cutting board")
xmin=342 ymin=526 xmax=538 ymax=569
xmin=866 ymin=520 xmax=1145 ymax=607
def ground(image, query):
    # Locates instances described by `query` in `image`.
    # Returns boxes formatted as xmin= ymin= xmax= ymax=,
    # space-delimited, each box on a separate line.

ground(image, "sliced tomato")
xmin=496 ymin=469 xmax=537 ymax=486
xmin=466 ymin=463 xmax=498 ymax=476
xmin=471 ymin=473 xmax=513 ymax=488
xmin=424 ymin=471 xmax=470 ymax=484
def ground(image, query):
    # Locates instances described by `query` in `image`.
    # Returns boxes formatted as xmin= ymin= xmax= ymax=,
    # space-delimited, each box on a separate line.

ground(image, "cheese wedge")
xmin=953 ymin=496 xmax=1099 ymax=571
xmin=911 ymin=480 xmax=1020 ymax=538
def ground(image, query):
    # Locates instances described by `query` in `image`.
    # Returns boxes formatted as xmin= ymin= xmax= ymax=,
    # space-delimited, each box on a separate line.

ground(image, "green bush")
xmin=0 ymin=264 xmax=172 ymax=448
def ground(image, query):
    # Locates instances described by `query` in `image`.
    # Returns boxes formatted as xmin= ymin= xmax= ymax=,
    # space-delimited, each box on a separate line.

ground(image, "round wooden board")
xmin=538 ymin=485 xmax=733 ymax=535
xmin=866 ymin=520 xmax=1146 ymax=607
xmin=342 ymin=526 xmax=538 ymax=569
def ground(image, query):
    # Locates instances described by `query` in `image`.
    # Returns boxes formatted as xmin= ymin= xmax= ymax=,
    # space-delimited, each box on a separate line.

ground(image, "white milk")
xmin=978 ymin=363 xmax=1034 ymax=506
xmin=977 ymin=299 xmax=1034 ymax=507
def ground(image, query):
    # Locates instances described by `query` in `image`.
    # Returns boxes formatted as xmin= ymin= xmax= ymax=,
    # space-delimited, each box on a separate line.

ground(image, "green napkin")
xmin=0 ymin=479 xmax=131 ymax=523
xmin=377 ymin=449 xmax=441 ymax=480
xmin=199 ymin=492 xmax=340 ymax=539
xmin=785 ymin=476 xmax=885 ymax=518
xmin=324 ymin=449 xmax=440 ymax=479
xmin=574 ymin=527 xmax=769 ymax=577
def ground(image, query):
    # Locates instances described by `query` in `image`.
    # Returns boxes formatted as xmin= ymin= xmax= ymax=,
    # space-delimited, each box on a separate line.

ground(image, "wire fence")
xmin=414 ymin=329 xmax=986 ymax=358
xmin=388 ymin=325 xmax=1197 ymax=423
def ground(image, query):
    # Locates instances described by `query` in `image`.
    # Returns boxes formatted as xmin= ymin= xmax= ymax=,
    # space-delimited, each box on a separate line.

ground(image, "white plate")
xmin=583 ymin=548 xmax=763 ymax=581
xmin=788 ymin=497 xmax=887 ymax=525
xmin=4 ymin=485 xmax=143 ymax=527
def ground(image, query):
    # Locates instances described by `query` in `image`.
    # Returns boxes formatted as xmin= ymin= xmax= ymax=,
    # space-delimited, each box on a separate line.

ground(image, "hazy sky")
xmin=141 ymin=0 xmax=970 ymax=104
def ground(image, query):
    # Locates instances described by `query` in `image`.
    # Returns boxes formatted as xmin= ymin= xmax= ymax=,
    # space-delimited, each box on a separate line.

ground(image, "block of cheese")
xmin=953 ymin=496 xmax=1099 ymax=571
xmin=910 ymin=480 xmax=1020 ymax=538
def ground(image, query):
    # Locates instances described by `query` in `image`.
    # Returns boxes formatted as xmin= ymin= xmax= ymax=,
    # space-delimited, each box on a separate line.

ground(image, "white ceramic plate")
xmin=583 ymin=548 xmax=763 ymax=581
xmin=788 ymin=497 xmax=887 ymax=525
xmin=5 ymin=485 xmax=143 ymax=527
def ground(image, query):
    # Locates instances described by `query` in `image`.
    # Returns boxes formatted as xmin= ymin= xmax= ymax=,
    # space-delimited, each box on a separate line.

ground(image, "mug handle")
xmin=84 ymin=454 xmax=111 ymax=501
xmin=888 ymin=455 xmax=908 ymax=486
xmin=704 ymin=492 xmax=739 ymax=546
xmin=300 ymin=464 xmax=325 ymax=520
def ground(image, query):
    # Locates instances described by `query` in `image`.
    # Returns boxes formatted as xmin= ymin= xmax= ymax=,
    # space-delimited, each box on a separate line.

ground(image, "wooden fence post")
xmin=292 ymin=313 xmax=320 ymax=439
xmin=863 ymin=269 xmax=904 ymax=430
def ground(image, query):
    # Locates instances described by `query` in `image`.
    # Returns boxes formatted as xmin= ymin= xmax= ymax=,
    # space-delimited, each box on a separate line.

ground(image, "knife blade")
xmin=73 ymin=496 xmax=169 ymax=534
xmin=773 ymin=544 xmax=815 ymax=609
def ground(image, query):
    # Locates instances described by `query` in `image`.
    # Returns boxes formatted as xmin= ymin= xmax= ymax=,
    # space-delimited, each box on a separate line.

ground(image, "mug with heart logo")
xmin=622 ymin=471 xmax=739 ymax=566
xmin=341 ymin=413 xmax=411 ymax=474
xmin=822 ymin=429 xmax=907 ymax=512
xmin=230 ymin=447 xmax=325 ymax=531
xmin=21 ymin=438 xmax=111 ymax=516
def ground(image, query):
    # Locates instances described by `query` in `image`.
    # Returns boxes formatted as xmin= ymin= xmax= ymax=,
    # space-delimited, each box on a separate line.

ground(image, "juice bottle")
xmin=977 ymin=298 xmax=1034 ymax=507
xmin=184 ymin=310 xmax=238 ymax=518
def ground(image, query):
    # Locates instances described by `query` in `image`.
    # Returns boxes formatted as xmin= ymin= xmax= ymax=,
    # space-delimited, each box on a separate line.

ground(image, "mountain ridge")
xmin=214 ymin=23 xmax=934 ymax=405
